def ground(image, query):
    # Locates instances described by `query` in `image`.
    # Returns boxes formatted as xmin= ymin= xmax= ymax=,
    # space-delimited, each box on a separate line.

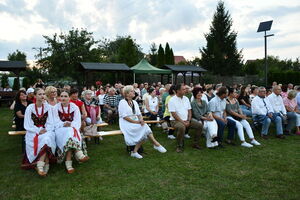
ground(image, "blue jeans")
xmin=253 ymin=113 xmax=283 ymax=135
xmin=215 ymin=118 xmax=236 ymax=143
xmin=240 ymin=105 xmax=252 ymax=117
xmin=286 ymin=112 xmax=297 ymax=131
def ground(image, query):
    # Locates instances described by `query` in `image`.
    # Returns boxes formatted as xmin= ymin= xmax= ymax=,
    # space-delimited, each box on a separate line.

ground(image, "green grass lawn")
xmin=0 ymin=107 xmax=299 ymax=200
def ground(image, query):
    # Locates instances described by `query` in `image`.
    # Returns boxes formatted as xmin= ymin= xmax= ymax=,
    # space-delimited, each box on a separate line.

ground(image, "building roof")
xmin=131 ymin=59 xmax=171 ymax=74
xmin=0 ymin=61 xmax=27 ymax=71
xmin=80 ymin=62 xmax=131 ymax=71
xmin=174 ymin=56 xmax=186 ymax=64
xmin=164 ymin=65 xmax=207 ymax=73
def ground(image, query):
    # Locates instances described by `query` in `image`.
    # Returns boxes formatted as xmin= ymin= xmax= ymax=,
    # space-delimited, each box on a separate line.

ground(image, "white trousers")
xmin=203 ymin=120 xmax=218 ymax=148
xmin=86 ymin=117 xmax=102 ymax=125
xmin=227 ymin=116 xmax=254 ymax=141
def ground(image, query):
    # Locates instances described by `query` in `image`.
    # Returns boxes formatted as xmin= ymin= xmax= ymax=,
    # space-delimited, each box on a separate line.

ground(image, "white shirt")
xmin=98 ymin=94 xmax=105 ymax=105
xmin=144 ymin=96 xmax=158 ymax=113
xmin=251 ymin=95 xmax=274 ymax=115
xmin=267 ymin=93 xmax=287 ymax=115
xmin=208 ymin=96 xmax=226 ymax=118
xmin=168 ymin=95 xmax=191 ymax=121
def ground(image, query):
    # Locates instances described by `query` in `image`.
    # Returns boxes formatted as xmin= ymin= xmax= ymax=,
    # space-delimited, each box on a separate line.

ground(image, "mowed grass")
xmin=0 ymin=107 xmax=299 ymax=200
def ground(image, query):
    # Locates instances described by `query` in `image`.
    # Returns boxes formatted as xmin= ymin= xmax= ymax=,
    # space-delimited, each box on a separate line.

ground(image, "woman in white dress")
xmin=22 ymin=88 xmax=56 ymax=177
xmin=54 ymin=91 xmax=89 ymax=174
xmin=119 ymin=85 xmax=167 ymax=159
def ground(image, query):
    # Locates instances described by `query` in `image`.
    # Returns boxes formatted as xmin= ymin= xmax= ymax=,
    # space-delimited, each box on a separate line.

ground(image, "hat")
xmin=26 ymin=88 xmax=34 ymax=94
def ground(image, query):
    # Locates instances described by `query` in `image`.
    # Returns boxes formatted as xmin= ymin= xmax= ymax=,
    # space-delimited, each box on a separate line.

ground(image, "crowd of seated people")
xmin=9 ymin=78 xmax=300 ymax=168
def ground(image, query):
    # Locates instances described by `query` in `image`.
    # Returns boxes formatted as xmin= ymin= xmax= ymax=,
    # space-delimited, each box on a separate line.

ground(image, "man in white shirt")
xmin=209 ymin=86 xmax=236 ymax=147
xmin=252 ymin=87 xmax=285 ymax=139
xmin=268 ymin=85 xmax=296 ymax=135
xmin=169 ymin=84 xmax=203 ymax=153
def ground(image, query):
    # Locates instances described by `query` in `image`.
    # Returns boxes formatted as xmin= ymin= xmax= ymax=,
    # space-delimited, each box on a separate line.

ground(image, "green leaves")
xmin=200 ymin=1 xmax=243 ymax=75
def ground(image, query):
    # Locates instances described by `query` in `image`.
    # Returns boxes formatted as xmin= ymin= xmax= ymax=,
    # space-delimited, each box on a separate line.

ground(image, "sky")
xmin=0 ymin=0 xmax=300 ymax=63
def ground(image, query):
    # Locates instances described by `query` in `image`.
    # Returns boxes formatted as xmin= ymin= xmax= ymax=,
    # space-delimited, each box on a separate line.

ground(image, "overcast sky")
xmin=1 ymin=0 xmax=300 ymax=63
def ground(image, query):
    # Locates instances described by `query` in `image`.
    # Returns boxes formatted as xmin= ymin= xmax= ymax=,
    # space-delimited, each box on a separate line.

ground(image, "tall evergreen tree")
xmin=165 ymin=43 xmax=171 ymax=64
xmin=200 ymin=1 xmax=243 ymax=75
xmin=157 ymin=44 xmax=165 ymax=68
xmin=170 ymin=48 xmax=175 ymax=65
xmin=149 ymin=43 xmax=158 ymax=66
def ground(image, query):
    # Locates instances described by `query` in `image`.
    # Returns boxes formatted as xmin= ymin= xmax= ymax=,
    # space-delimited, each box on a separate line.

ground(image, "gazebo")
xmin=0 ymin=61 xmax=27 ymax=76
xmin=164 ymin=65 xmax=207 ymax=84
xmin=131 ymin=59 xmax=172 ymax=83
xmin=80 ymin=62 xmax=132 ymax=85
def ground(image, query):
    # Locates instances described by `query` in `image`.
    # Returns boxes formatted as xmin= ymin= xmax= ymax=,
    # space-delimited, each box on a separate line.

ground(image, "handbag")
xmin=83 ymin=124 xmax=98 ymax=136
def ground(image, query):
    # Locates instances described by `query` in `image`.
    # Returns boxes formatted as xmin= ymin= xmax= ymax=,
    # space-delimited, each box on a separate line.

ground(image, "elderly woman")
xmin=191 ymin=87 xmax=218 ymax=148
xmin=54 ymin=90 xmax=89 ymax=173
xmin=226 ymin=88 xmax=260 ymax=147
xmin=45 ymin=86 xmax=58 ymax=107
xmin=144 ymin=88 xmax=159 ymax=120
xmin=118 ymin=85 xmax=167 ymax=159
xmin=22 ymin=88 xmax=56 ymax=176
xmin=283 ymin=90 xmax=300 ymax=135
xmin=82 ymin=90 xmax=102 ymax=125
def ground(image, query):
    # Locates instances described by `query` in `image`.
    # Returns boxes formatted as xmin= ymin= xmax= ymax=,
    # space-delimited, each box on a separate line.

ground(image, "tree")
xmin=8 ymin=50 xmax=26 ymax=61
xmin=165 ymin=43 xmax=171 ymax=64
xmin=12 ymin=77 xmax=20 ymax=90
xmin=1 ymin=74 xmax=9 ymax=88
xmin=200 ymin=1 xmax=243 ymax=75
xmin=36 ymin=28 xmax=100 ymax=85
xmin=169 ymin=48 xmax=175 ymax=65
xmin=157 ymin=44 xmax=165 ymax=68
xmin=149 ymin=43 xmax=158 ymax=66
xmin=117 ymin=36 xmax=143 ymax=66
xmin=98 ymin=36 xmax=144 ymax=66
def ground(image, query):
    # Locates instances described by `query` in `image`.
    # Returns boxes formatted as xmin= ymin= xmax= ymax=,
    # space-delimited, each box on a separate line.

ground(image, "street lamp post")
xmin=257 ymin=20 xmax=274 ymax=86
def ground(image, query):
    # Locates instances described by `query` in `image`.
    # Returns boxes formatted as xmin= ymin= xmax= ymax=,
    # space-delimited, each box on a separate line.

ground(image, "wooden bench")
xmin=83 ymin=130 xmax=123 ymax=138
xmin=144 ymin=120 xmax=165 ymax=124
xmin=8 ymin=129 xmax=122 ymax=137
xmin=96 ymin=123 xmax=109 ymax=127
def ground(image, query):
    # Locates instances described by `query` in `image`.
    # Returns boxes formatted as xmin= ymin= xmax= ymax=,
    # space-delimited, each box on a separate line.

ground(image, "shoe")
xmin=250 ymin=139 xmax=261 ymax=146
xmin=184 ymin=134 xmax=191 ymax=139
xmin=261 ymin=135 xmax=268 ymax=139
xmin=75 ymin=151 xmax=90 ymax=163
xmin=36 ymin=161 xmax=46 ymax=177
xmin=276 ymin=134 xmax=285 ymax=139
xmin=176 ymin=147 xmax=183 ymax=153
xmin=211 ymin=136 xmax=218 ymax=143
xmin=156 ymin=124 xmax=162 ymax=127
xmin=65 ymin=161 xmax=75 ymax=174
xmin=241 ymin=142 xmax=253 ymax=148
xmin=44 ymin=164 xmax=50 ymax=174
xmin=130 ymin=152 xmax=143 ymax=159
xmin=192 ymin=144 xmax=202 ymax=150
xmin=168 ymin=135 xmax=176 ymax=140
xmin=225 ymin=140 xmax=236 ymax=146
xmin=153 ymin=145 xmax=167 ymax=153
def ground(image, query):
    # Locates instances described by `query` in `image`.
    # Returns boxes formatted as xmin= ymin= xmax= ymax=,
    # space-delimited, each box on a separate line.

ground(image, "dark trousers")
xmin=171 ymin=119 xmax=203 ymax=148
xmin=145 ymin=112 xmax=157 ymax=120
xmin=215 ymin=118 xmax=236 ymax=143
